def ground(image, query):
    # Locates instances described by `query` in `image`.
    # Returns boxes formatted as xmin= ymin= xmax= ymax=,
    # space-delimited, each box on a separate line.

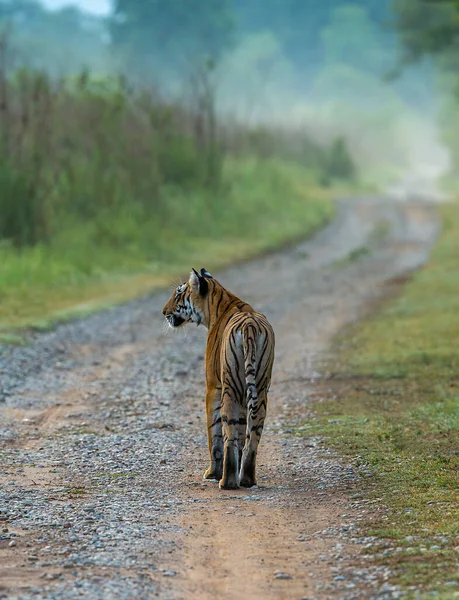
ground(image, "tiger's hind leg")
xmin=203 ymin=387 xmax=223 ymax=481
xmin=239 ymin=390 xmax=267 ymax=488
xmin=219 ymin=386 xmax=241 ymax=490
xmin=238 ymin=408 xmax=247 ymax=466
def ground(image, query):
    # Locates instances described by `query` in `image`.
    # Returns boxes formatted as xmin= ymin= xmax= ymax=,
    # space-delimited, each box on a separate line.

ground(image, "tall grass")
xmin=0 ymin=56 xmax=354 ymax=245
xmin=0 ymin=45 xmax=356 ymax=328
xmin=0 ymin=67 xmax=220 ymax=247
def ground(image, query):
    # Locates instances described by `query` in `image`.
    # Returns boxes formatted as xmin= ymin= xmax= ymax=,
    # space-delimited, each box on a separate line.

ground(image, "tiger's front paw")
xmin=218 ymin=476 xmax=239 ymax=490
xmin=203 ymin=466 xmax=222 ymax=481
xmin=239 ymin=474 xmax=256 ymax=488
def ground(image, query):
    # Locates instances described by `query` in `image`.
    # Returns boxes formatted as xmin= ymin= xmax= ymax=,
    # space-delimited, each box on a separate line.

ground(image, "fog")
xmin=2 ymin=0 xmax=450 ymax=187
xmin=40 ymin=0 xmax=110 ymax=15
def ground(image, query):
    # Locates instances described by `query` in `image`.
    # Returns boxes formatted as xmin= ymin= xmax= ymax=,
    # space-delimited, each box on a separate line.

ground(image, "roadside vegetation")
xmin=303 ymin=199 xmax=459 ymax=594
xmin=0 ymin=63 xmax=353 ymax=331
xmin=0 ymin=0 xmax=434 ymax=334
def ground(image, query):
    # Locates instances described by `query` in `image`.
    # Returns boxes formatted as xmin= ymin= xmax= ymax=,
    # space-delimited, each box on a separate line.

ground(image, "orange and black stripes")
xmin=162 ymin=268 xmax=275 ymax=490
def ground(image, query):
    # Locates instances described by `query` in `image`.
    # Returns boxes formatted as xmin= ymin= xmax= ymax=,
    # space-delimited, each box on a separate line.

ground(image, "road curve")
xmin=0 ymin=196 xmax=440 ymax=600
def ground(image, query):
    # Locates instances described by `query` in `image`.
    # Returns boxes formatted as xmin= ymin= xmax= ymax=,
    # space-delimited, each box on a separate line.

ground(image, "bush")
xmin=157 ymin=134 xmax=205 ymax=187
xmin=0 ymin=67 xmax=223 ymax=247
xmin=227 ymin=124 xmax=351 ymax=183
xmin=0 ymin=61 xmax=357 ymax=252
xmin=0 ymin=161 xmax=43 ymax=247
xmin=325 ymin=136 xmax=356 ymax=181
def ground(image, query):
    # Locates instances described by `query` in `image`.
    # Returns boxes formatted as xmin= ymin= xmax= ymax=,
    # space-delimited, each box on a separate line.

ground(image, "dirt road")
xmin=0 ymin=196 xmax=440 ymax=600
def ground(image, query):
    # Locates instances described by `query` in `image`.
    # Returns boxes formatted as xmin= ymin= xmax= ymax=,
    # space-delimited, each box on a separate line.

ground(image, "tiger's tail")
xmin=242 ymin=324 xmax=258 ymax=422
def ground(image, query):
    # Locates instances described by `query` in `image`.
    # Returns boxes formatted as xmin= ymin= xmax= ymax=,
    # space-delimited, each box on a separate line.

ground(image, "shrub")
xmin=0 ymin=60 xmax=356 ymax=251
xmin=0 ymin=161 xmax=43 ymax=247
xmin=325 ymin=136 xmax=356 ymax=181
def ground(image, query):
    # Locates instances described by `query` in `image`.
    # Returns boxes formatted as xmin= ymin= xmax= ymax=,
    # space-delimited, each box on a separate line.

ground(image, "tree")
xmin=393 ymin=0 xmax=459 ymax=70
xmin=321 ymin=4 xmax=394 ymax=74
xmin=0 ymin=0 xmax=109 ymax=74
xmin=111 ymin=0 xmax=235 ymax=81
xmin=392 ymin=1 xmax=459 ymax=176
xmin=231 ymin=0 xmax=392 ymax=74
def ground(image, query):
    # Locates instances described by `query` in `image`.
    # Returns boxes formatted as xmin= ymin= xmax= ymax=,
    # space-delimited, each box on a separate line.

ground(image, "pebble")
xmin=0 ymin=201 xmax=436 ymax=599
xmin=274 ymin=571 xmax=293 ymax=580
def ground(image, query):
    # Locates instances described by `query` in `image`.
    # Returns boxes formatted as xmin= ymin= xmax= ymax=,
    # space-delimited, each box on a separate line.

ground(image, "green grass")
xmin=300 ymin=200 xmax=459 ymax=596
xmin=0 ymin=158 xmax=335 ymax=331
xmin=0 ymin=332 xmax=28 ymax=346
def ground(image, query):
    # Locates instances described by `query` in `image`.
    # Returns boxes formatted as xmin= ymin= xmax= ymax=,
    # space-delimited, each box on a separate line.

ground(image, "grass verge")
xmin=0 ymin=159 xmax=335 ymax=332
xmin=300 ymin=200 xmax=459 ymax=596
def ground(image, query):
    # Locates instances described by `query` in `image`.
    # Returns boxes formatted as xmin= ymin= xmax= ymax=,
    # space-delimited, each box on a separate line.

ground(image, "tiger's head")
xmin=162 ymin=268 xmax=213 ymax=329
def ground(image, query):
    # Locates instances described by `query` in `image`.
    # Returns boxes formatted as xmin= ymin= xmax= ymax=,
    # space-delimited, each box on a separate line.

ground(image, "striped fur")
xmin=162 ymin=268 xmax=275 ymax=489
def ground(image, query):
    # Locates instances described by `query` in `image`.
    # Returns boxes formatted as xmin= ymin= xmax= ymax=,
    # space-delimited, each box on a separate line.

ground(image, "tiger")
xmin=162 ymin=268 xmax=275 ymax=490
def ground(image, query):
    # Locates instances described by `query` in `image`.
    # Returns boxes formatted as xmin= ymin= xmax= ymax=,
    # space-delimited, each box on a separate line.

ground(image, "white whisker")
xmin=162 ymin=318 xmax=173 ymax=336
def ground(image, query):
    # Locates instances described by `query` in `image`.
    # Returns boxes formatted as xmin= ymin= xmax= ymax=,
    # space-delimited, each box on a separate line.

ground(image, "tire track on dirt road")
xmin=0 ymin=197 xmax=440 ymax=600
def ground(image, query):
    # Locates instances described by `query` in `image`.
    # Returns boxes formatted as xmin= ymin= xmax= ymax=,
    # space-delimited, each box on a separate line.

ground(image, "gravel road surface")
xmin=0 ymin=196 xmax=440 ymax=600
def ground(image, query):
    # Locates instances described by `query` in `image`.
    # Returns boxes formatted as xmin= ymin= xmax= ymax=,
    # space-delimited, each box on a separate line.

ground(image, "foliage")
xmin=0 ymin=161 xmax=40 ymax=247
xmin=230 ymin=0 xmax=391 ymax=78
xmin=1 ymin=0 xmax=395 ymax=82
xmin=0 ymin=55 xmax=351 ymax=328
xmin=393 ymin=0 xmax=459 ymax=70
xmin=0 ymin=65 xmax=227 ymax=248
xmin=0 ymin=55 xmax=354 ymax=250
xmin=108 ymin=0 xmax=393 ymax=81
xmin=0 ymin=1 xmax=109 ymax=74
xmin=393 ymin=0 xmax=459 ymax=179
xmin=216 ymin=31 xmax=295 ymax=118
xmin=303 ymin=3 xmax=428 ymax=175
xmin=440 ymin=96 xmax=459 ymax=174
xmin=326 ymin=137 xmax=355 ymax=181
xmin=321 ymin=4 xmax=394 ymax=75
xmin=111 ymin=0 xmax=235 ymax=79
xmin=0 ymin=159 xmax=335 ymax=329
xmin=0 ymin=0 xmax=435 ymax=102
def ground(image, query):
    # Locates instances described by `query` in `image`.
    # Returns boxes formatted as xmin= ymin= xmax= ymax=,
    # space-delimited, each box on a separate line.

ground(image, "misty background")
xmin=0 ymin=0 xmax=450 ymax=180
xmin=1 ymin=0 xmax=458 ymax=328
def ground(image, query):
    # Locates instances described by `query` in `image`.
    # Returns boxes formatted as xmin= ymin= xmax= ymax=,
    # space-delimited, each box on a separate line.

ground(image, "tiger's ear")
xmin=189 ymin=268 xmax=208 ymax=296
xmin=200 ymin=268 xmax=213 ymax=278
xmin=189 ymin=269 xmax=200 ymax=293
